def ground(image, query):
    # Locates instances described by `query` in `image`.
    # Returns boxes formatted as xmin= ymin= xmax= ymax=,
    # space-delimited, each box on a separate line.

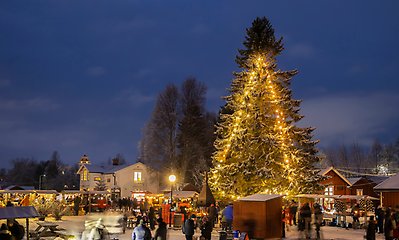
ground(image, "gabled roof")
xmin=347 ymin=177 xmax=363 ymax=185
xmin=77 ymin=161 xmax=155 ymax=175
xmin=86 ymin=164 xmax=129 ymax=173
xmin=320 ymin=167 xmax=352 ymax=186
xmin=366 ymin=176 xmax=389 ymax=185
xmin=4 ymin=185 xmax=35 ymax=190
xmin=374 ymin=173 xmax=399 ymax=191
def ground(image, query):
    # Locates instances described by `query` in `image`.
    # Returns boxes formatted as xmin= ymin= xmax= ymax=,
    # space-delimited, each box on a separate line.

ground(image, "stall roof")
xmin=0 ymin=206 xmax=39 ymax=219
xmin=374 ymin=173 xmax=399 ymax=191
xmin=294 ymin=194 xmax=378 ymax=201
xmin=0 ymin=189 xmax=58 ymax=194
xmin=171 ymin=191 xmax=198 ymax=199
xmin=238 ymin=194 xmax=282 ymax=202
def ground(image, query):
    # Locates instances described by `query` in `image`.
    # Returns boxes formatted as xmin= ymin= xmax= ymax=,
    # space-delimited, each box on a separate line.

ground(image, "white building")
xmin=76 ymin=155 xmax=160 ymax=199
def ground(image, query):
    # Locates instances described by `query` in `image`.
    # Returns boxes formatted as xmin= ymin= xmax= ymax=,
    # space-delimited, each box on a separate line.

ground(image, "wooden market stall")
xmin=234 ymin=194 xmax=283 ymax=239
xmin=0 ymin=206 xmax=39 ymax=240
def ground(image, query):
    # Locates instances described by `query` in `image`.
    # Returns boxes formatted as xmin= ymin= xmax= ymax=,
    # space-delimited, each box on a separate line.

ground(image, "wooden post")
xmin=26 ymin=218 xmax=29 ymax=240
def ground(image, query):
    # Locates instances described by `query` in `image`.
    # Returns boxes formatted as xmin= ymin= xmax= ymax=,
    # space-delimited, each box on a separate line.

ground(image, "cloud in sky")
xmin=0 ymin=98 xmax=59 ymax=111
xmin=286 ymin=43 xmax=317 ymax=59
xmin=300 ymin=92 xmax=399 ymax=147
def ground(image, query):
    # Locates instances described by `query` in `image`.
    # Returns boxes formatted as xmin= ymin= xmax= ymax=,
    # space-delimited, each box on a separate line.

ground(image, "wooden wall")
xmin=350 ymin=178 xmax=379 ymax=198
xmin=382 ymin=192 xmax=399 ymax=208
xmin=320 ymin=170 xmax=351 ymax=195
xmin=233 ymin=198 xmax=282 ymax=239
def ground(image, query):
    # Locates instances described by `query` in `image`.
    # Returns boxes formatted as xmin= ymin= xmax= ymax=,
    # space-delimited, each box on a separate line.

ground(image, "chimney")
xmin=112 ymin=158 xmax=119 ymax=166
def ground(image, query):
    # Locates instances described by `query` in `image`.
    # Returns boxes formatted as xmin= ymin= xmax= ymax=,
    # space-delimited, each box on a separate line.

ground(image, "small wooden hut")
xmin=234 ymin=194 xmax=283 ymax=239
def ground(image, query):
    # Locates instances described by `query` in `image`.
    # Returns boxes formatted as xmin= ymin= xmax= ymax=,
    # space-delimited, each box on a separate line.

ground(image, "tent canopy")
xmin=0 ymin=206 xmax=39 ymax=219
xmin=197 ymin=182 xmax=215 ymax=207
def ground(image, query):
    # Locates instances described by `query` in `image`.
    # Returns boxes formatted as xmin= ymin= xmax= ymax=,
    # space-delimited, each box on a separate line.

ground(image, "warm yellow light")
xmin=169 ymin=174 xmax=176 ymax=183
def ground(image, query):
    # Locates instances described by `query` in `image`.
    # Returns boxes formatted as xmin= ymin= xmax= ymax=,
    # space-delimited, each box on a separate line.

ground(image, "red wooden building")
xmin=374 ymin=173 xmax=399 ymax=208
xmin=319 ymin=167 xmax=352 ymax=196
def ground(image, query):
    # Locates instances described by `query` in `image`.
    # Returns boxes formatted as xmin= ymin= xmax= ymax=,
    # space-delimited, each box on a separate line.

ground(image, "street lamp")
xmin=168 ymin=174 xmax=176 ymax=228
xmin=39 ymin=174 xmax=46 ymax=190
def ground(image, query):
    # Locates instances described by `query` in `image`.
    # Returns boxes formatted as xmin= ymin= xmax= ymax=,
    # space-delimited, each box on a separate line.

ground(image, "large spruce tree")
xmin=209 ymin=17 xmax=323 ymax=199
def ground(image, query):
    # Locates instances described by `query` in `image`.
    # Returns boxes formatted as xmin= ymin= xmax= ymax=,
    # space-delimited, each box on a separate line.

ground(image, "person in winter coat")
xmin=0 ymin=223 xmax=12 ymax=240
xmin=148 ymin=207 xmax=156 ymax=230
xmin=366 ymin=216 xmax=377 ymax=240
xmin=200 ymin=216 xmax=213 ymax=240
xmin=221 ymin=204 xmax=233 ymax=230
xmin=132 ymin=220 xmax=151 ymax=240
xmin=384 ymin=209 xmax=396 ymax=240
xmin=299 ymin=203 xmax=312 ymax=239
xmin=376 ymin=206 xmax=385 ymax=234
xmin=7 ymin=219 xmax=24 ymax=240
xmin=153 ymin=218 xmax=167 ymax=240
xmin=182 ymin=214 xmax=196 ymax=240
xmin=208 ymin=204 xmax=217 ymax=227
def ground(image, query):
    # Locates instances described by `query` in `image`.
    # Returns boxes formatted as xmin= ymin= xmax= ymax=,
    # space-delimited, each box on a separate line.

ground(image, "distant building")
xmin=76 ymin=155 xmax=160 ymax=199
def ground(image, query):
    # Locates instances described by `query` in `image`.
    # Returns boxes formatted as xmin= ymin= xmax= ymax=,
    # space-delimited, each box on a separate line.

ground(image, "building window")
xmin=134 ymin=172 xmax=142 ymax=182
xmin=324 ymin=186 xmax=333 ymax=195
xmin=94 ymin=177 xmax=101 ymax=181
xmin=356 ymin=189 xmax=363 ymax=196
xmin=107 ymin=178 xmax=111 ymax=183
xmin=81 ymin=169 xmax=88 ymax=181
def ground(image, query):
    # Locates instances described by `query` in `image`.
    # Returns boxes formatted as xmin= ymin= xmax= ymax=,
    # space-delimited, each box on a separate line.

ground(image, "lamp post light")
xmin=39 ymin=174 xmax=46 ymax=190
xmin=168 ymin=174 xmax=176 ymax=228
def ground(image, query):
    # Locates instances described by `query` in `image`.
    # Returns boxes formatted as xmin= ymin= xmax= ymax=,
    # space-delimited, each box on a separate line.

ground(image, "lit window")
xmin=81 ymin=169 xmax=88 ymax=181
xmin=324 ymin=186 xmax=333 ymax=195
xmin=356 ymin=189 xmax=363 ymax=196
xmin=134 ymin=172 xmax=142 ymax=182
xmin=94 ymin=177 xmax=101 ymax=181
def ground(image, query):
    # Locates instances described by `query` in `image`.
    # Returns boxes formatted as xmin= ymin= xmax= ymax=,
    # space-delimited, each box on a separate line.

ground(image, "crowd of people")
xmin=281 ymin=200 xmax=399 ymax=240
xmin=367 ymin=206 xmax=399 ymax=240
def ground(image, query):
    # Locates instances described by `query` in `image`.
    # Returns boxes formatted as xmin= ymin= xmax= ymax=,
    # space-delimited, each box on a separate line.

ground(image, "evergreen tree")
xmin=94 ymin=179 xmax=107 ymax=191
xmin=209 ymin=17 xmax=322 ymax=199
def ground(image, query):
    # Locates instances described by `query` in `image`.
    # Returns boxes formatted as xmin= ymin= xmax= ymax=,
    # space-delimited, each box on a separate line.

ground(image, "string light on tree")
xmin=209 ymin=17 xmax=323 ymax=201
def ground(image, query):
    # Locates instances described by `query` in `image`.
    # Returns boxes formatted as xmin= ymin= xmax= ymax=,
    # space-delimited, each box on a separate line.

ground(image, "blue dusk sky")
xmin=0 ymin=1 xmax=398 ymax=168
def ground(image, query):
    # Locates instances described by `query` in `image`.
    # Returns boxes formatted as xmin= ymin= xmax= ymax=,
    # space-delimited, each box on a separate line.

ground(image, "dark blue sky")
xmin=1 ymin=1 xmax=398 ymax=168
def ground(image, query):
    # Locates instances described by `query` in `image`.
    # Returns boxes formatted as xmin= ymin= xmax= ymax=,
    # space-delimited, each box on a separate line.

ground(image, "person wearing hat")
xmin=182 ymin=214 xmax=196 ymax=240
xmin=153 ymin=217 xmax=167 ymax=240
xmin=132 ymin=219 xmax=152 ymax=240
xmin=0 ymin=223 xmax=12 ymax=240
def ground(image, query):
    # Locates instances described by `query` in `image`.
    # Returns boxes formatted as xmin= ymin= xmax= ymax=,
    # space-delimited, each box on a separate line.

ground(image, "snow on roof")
xmin=347 ymin=177 xmax=362 ymax=185
xmin=86 ymin=164 xmax=129 ymax=173
xmin=319 ymin=167 xmax=352 ymax=186
xmin=374 ymin=173 xmax=399 ymax=191
xmin=238 ymin=194 xmax=283 ymax=202
xmin=366 ymin=176 xmax=389 ymax=185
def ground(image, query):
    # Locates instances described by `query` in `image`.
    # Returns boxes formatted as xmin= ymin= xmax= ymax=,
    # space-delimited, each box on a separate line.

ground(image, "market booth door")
xmin=233 ymin=194 xmax=283 ymax=239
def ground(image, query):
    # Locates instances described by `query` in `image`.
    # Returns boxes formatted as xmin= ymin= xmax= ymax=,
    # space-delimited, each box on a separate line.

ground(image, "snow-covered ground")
xmin=2 ymin=212 xmax=386 ymax=240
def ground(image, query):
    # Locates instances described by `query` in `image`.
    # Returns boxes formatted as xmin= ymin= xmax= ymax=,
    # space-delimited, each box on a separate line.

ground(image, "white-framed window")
xmin=324 ymin=186 xmax=333 ymax=196
xmin=134 ymin=172 xmax=142 ymax=182
xmin=356 ymin=189 xmax=363 ymax=196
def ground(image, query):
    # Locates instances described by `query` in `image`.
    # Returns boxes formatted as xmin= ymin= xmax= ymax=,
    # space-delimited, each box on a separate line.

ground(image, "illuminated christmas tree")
xmin=210 ymin=17 xmax=323 ymax=200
